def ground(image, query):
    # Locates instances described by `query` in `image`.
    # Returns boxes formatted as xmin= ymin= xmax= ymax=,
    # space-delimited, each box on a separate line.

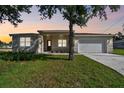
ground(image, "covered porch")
xmin=38 ymin=30 xmax=69 ymax=53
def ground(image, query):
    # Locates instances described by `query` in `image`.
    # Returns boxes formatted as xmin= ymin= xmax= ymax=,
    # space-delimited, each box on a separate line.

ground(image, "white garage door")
xmin=78 ymin=43 xmax=102 ymax=53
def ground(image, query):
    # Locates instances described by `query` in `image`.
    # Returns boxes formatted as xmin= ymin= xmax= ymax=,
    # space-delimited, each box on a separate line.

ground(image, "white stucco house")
xmin=9 ymin=30 xmax=113 ymax=53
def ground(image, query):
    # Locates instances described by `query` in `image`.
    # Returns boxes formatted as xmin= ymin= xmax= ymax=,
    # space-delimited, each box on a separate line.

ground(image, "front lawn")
xmin=113 ymin=49 xmax=124 ymax=56
xmin=0 ymin=53 xmax=124 ymax=87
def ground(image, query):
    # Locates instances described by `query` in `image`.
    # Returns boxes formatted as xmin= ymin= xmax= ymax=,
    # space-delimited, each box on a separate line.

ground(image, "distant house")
xmin=9 ymin=30 xmax=113 ymax=53
xmin=113 ymin=39 xmax=124 ymax=49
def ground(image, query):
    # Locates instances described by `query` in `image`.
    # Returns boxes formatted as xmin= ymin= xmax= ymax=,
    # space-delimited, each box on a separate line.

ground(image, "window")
xmin=48 ymin=41 xmax=51 ymax=46
xmin=58 ymin=39 xmax=67 ymax=47
xmin=20 ymin=37 xmax=31 ymax=47
xmin=20 ymin=37 xmax=25 ymax=47
xmin=63 ymin=40 xmax=66 ymax=47
xmin=26 ymin=37 xmax=31 ymax=46
xmin=58 ymin=40 xmax=62 ymax=47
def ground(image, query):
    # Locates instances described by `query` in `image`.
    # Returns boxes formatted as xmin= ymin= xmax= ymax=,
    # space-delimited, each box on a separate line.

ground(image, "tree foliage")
xmin=0 ymin=5 xmax=32 ymax=26
xmin=113 ymin=32 xmax=124 ymax=41
xmin=38 ymin=5 xmax=120 ymax=27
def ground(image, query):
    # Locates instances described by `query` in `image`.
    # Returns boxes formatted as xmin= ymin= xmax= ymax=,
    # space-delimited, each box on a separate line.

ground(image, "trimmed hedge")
xmin=0 ymin=52 xmax=47 ymax=61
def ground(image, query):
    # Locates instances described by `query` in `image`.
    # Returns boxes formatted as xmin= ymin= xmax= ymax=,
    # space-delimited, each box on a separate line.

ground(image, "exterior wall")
xmin=42 ymin=33 xmax=69 ymax=53
xmin=11 ymin=34 xmax=39 ymax=53
xmin=12 ymin=35 xmax=19 ymax=52
xmin=107 ymin=38 xmax=113 ymax=53
xmin=75 ymin=36 xmax=113 ymax=53
xmin=11 ymin=33 xmax=113 ymax=54
xmin=74 ymin=39 xmax=78 ymax=52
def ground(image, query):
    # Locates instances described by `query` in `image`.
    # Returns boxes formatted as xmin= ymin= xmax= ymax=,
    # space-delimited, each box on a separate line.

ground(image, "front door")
xmin=47 ymin=40 xmax=52 ymax=51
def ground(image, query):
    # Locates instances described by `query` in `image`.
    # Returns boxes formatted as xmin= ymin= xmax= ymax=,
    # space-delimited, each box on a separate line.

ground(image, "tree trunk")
xmin=68 ymin=21 xmax=74 ymax=60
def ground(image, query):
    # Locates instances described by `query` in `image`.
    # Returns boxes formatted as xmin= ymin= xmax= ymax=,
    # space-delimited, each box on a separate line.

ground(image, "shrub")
xmin=0 ymin=52 xmax=36 ymax=61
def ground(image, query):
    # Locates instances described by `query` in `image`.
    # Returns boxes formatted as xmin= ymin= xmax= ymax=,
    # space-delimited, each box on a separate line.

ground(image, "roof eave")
xmin=75 ymin=35 xmax=113 ymax=37
xmin=9 ymin=33 xmax=39 ymax=36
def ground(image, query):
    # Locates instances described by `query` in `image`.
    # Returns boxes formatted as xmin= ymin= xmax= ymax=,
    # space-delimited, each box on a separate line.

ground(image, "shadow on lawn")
xmin=0 ymin=52 xmax=68 ymax=61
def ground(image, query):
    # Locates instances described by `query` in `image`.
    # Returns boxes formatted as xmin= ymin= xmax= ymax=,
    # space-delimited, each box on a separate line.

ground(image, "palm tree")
xmin=37 ymin=5 xmax=120 ymax=60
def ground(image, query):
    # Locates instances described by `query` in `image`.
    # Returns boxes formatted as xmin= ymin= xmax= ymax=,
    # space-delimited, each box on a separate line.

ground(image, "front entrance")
xmin=47 ymin=40 xmax=52 ymax=51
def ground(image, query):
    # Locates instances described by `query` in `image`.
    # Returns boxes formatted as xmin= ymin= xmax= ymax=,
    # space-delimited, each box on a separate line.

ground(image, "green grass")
xmin=0 ymin=54 xmax=124 ymax=87
xmin=113 ymin=49 xmax=124 ymax=56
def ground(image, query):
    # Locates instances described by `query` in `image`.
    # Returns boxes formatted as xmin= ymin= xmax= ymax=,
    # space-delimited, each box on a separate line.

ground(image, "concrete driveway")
xmin=81 ymin=53 xmax=124 ymax=76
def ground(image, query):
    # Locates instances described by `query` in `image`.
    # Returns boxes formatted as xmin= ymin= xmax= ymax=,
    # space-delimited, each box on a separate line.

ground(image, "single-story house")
xmin=9 ymin=30 xmax=113 ymax=53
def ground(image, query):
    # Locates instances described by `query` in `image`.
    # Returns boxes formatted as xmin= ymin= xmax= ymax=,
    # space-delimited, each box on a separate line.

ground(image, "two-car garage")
xmin=74 ymin=33 xmax=113 ymax=53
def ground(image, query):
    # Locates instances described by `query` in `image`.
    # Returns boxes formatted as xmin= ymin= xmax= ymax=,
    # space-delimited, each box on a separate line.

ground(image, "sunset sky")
xmin=0 ymin=6 xmax=124 ymax=43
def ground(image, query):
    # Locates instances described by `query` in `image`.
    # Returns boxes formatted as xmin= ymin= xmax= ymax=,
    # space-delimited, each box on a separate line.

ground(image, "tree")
xmin=0 ymin=5 xmax=32 ymax=26
xmin=37 ymin=5 xmax=120 ymax=60
xmin=114 ymin=24 xmax=124 ymax=41
xmin=114 ymin=32 xmax=123 ymax=41
xmin=0 ymin=40 xmax=3 ymax=47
